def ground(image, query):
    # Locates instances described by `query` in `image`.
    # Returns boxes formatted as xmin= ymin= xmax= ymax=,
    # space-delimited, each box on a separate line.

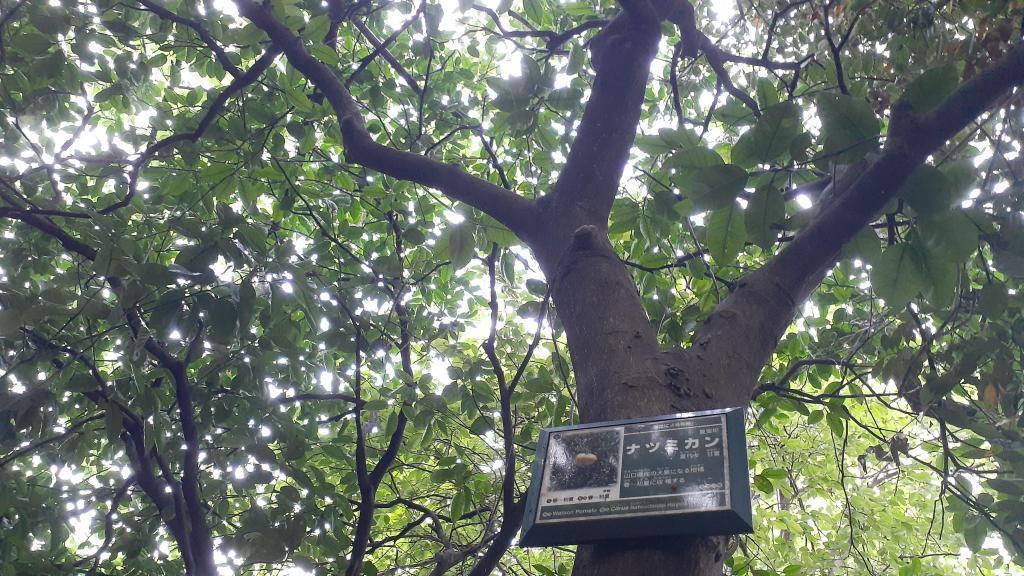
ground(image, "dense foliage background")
xmin=0 ymin=0 xmax=1023 ymax=574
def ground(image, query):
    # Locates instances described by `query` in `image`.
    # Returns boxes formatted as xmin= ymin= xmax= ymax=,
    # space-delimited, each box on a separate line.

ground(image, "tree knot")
xmin=568 ymin=224 xmax=602 ymax=252
xmin=550 ymin=225 xmax=618 ymax=290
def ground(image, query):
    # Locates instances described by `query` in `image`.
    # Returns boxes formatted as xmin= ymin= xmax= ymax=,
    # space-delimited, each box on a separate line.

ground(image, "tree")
xmin=1 ymin=0 xmax=1023 ymax=574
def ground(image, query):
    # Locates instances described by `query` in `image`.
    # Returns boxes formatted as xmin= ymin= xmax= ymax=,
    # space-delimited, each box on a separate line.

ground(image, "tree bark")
xmin=229 ymin=2 xmax=1024 ymax=573
xmin=544 ymin=41 xmax=1024 ymax=575
xmin=537 ymin=225 xmax=732 ymax=576
xmin=572 ymin=536 xmax=726 ymax=576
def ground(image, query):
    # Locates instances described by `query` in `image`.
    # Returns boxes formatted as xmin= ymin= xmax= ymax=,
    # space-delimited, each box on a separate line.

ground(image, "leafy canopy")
xmin=1 ymin=0 xmax=1023 ymax=575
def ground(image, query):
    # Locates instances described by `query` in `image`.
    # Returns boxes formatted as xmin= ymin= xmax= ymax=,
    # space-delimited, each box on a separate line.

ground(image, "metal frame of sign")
xmin=519 ymin=407 xmax=752 ymax=547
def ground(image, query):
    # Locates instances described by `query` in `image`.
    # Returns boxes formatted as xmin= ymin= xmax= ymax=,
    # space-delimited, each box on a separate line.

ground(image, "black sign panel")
xmin=520 ymin=408 xmax=751 ymax=547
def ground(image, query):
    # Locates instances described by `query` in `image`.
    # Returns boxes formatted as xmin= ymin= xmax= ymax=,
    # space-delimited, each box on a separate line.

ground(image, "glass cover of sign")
xmin=537 ymin=414 xmax=728 ymax=523
xmin=519 ymin=408 xmax=751 ymax=546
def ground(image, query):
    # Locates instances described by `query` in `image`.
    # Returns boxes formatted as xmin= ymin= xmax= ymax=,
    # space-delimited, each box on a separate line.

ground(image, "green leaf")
xmin=523 ymin=0 xmax=545 ymax=23
xmin=963 ymin=514 xmax=988 ymax=552
xmin=684 ymin=164 xmax=748 ymax=211
xmin=526 ymin=279 xmax=547 ymax=296
xmin=658 ymin=127 xmax=698 ymax=149
xmin=816 ymin=93 xmax=880 ymax=163
xmin=303 ymin=15 xmax=332 ymax=42
xmin=637 ymin=128 xmax=699 ymax=155
xmin=993 ymin=247 xmax=1024 ymax=278
xmin=206 ymin=298 xmax=238 ymax=345
xmin=790 ymin=131 xmax=813 ymax=162
xmin=977 ymin=283 xmax=1008 ymax=317
xmin=842 ymin=228 xmax=882 ymax=264
xmin=247 ymin=534 xmax=288 ymax=564
xmin=826 ymin=412 xmax=846 ymax=438
xmin=731 ymin=102 xmax=802 ymax=168
xmin=917 ymin=211 xmax=978 ymax=263
xmin=322 ymin=444 xmax=349 ymax=462
xmin=753 ymin=474 xmax=774 ymax=494
xmin=16 ymin=33 xmax=53 ymax=56
xmin=279 ymin=485 xmax=301 ymax=503
xmin=915 ymin=244 xmax=957 ymax=309
xmin=469 ymin=416 xmax=490 ymax=434
xmin=160 ymin=505 xmax=176 ymax=522
xmin=309 ymin=42 xmax=340 ymax=67
xmin=900 ymin=165 xmax=953 ymax=214
xmin=986 ymin=477 xmax=1024 ymax=496
xmin=706 ymin=203 xmax=747 ymax=265
xmin=635 ymin=134 xmax=675 ymax=155
xmin=446 ymin=225 xmax=475 ymax=270
xmin=450 ymin=490 xmax=465 ymax=520
xmin=363 ymin=400 xmax=390 ymax=411
xmin=66 ymin=374 xmax=98 ymax=393
xmin=902 ymin=64 xmax=959 ymax=114
xmin=755 ymin=78 xmax=780 ymax=108
xmin=669 ymin=147 xmax=724 ymax=172
xmin=870 ymin=244 xmax=926 ymax=308
xmin=200 ymin=162 xmax=235 ymax=183
xmin=29 ymin=10 xmax=70 ymax=35
xmin=923 ymin=374 xmax=958 ymax=403
xmin=104 ymin=407 xmax=123 ymax=443
xmin=547 ymin=87 xmax=583 ymax=111
xmin=745 ymin=187 xmax=785 ymax=249
xmin=0 ymin=310 xmax=22 ymax=338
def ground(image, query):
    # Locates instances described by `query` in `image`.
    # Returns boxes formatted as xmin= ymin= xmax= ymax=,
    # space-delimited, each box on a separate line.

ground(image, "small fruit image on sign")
xmin=546 ymin=429 xmax=620 ymax=491
xmin=574 ymin=453 xmax=598 ymax=466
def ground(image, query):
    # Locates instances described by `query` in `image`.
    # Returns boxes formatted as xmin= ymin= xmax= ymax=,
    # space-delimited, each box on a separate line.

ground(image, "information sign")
xmin=519 ymin=408 xmax=751 ymax=547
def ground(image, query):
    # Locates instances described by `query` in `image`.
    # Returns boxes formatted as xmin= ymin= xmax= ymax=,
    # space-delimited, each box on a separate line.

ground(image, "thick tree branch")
xmin=547 ymin=0 xmax=803 ymax=230
xmin=692 ymin=41 xmax=1024 ymax=404
xmin=236 ymin=0 xmax=538 ymax=239
xmin=673 ymin=0 xmax=792 ymax=118
xmin=618 ymin=0 xmax=659 ymax=31
xmin=341 ymin=297 xmax=373 ymax=576
xmin=16 ymin=330 xmax=200 ymax=571
xmin=171 ymin=325 xmax=215 ymax=575
xmin=547 ymin=4 xmax=662 ymax=228
xmin=148 ymin=439 xmax=198 ymax=570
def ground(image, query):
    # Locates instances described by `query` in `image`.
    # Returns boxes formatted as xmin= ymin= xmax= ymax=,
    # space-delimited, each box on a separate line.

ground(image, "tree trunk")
xmin=572 ymin=536 xmax=726 ymax=576
xmin=535 ymin=225 xmax=734 ymax=575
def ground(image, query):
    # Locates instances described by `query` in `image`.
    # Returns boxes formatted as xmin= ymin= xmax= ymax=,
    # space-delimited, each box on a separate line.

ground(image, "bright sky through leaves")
xmin=1 ymin=0 xmax=1024 ymax=575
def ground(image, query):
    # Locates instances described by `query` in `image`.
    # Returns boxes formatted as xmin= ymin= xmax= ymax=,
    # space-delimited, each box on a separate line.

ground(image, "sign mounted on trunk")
xmin=519 ymin=407 xmax=752 ymax=547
